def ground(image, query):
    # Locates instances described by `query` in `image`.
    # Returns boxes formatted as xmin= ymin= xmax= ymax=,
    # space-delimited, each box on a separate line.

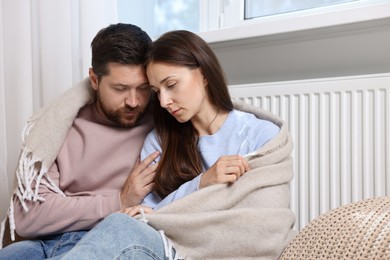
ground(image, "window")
xmin=244 ymin=0 xmax=357 ymax=20
xmin=117 ymin=0 xmax=200 ymax=39
xmin=117 ymin=0 xmax=386 ymax=39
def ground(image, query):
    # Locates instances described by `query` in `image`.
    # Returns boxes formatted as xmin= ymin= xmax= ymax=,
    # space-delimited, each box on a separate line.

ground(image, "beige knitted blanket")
xmin=142 ymin=101 xmax=297 ymax=260
xmin=0 ymin=78 xmax=94 ymax=247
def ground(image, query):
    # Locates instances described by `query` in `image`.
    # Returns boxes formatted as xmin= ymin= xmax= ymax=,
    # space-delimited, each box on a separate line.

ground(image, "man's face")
xmin=89 ymin=62 xmax=151 ymax=127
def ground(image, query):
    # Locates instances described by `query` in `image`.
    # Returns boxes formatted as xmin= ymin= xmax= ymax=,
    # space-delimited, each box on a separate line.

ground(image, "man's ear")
xmin=89 ymin=68 xmax=98 ymax=90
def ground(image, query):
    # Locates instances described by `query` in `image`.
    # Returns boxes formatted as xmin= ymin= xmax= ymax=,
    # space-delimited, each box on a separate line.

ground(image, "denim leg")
xmin=0 ymin=231 xmax=87 ymax=260
xmin=42 ymin=231 xmax=88 ymax=257
xmin=0 ymin=240 xmax=45 ymax=260
xmin=54 ymin=213 xmax=169 ymax=260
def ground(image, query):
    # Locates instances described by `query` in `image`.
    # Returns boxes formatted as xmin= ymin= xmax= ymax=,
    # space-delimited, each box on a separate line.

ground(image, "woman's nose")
xmin=159 ymin=91 xmax=171 ymax=108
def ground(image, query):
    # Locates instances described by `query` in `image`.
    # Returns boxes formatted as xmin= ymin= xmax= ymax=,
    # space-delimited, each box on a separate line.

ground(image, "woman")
xmin=52 ymin=30 xmax=294 ymax=260
xmin=135 ymin=30 xmax=279 ymax=212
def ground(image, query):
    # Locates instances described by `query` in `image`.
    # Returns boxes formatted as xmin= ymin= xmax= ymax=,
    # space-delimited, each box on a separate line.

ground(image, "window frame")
xmin=199 ymin=0 xmax=390 ymax=43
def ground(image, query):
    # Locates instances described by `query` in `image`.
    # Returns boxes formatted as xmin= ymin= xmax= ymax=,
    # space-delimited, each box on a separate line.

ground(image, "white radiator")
xmin=229 ymin=73 xmax=390 ymax=230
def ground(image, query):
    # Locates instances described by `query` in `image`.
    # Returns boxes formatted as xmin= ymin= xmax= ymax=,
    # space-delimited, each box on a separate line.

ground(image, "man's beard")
xmin=97 ymin=93 xmax=145 ymax=128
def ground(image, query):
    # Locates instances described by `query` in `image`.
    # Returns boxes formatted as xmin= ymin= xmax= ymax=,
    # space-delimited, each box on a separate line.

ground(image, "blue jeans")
xmin=0 ymin=231 xmax=87 ymax=260
xmin=48 ymin=213 xmax=174 ymax=260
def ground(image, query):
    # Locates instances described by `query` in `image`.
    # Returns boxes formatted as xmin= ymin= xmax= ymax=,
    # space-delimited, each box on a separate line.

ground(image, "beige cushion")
xmin=280 ymin=197 xmax=390 ymax=259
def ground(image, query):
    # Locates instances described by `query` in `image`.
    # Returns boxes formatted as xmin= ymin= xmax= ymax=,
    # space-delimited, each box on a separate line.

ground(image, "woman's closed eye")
xmin=167 ymin=83 xmax=176 ymax=89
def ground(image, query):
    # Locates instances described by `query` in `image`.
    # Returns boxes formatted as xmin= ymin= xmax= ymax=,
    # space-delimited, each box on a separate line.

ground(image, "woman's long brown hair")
xmin=147 ymin=30 xmax=234 ymax=199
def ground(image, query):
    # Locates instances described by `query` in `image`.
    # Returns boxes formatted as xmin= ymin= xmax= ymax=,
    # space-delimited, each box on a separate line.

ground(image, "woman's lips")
xmin=171 ymin=108 xmax=181 ymax=116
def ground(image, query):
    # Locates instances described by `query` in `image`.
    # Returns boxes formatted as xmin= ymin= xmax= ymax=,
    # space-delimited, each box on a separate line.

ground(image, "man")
xmin=0 ymin=23 xmax=158 ymax=259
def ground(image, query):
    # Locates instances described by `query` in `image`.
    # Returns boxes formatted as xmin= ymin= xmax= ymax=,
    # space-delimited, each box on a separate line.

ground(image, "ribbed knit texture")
xmin=280 ymin=197 xmax=390 ymax=259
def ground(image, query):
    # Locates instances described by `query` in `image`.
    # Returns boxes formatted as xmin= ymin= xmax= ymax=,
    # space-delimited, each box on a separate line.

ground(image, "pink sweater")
xmin=13 ymin=104 xmax=153 ymax=237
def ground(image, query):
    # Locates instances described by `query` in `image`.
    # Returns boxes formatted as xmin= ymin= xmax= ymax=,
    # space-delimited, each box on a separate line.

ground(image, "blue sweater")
xmin=140 ymin=109 xmax=280 ymax=210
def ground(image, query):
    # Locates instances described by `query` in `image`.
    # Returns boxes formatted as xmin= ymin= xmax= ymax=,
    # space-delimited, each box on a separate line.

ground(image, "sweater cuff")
xmin=100 ymin=193 xmax=122 ymax=217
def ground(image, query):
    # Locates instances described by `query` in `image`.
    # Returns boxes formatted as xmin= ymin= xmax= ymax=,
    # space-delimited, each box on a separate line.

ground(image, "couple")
xmin=0 ymin=23 xmax=296 ymax=259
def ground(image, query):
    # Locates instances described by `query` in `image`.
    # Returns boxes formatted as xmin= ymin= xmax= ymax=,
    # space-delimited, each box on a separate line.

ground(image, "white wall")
xmin=0 ymin=0 xmax=118 ymax=223
xmin=199 ymin=3 xmax=390 ymax=85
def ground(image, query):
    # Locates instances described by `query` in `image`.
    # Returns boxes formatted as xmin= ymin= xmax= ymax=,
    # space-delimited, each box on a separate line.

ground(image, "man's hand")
xmin=120 ymin=151 xmax=160 ymax=209
xmin=199 ymin=155 xmax=250 ymax=189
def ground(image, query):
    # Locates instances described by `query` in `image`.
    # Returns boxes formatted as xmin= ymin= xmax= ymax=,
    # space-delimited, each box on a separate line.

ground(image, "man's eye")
xmin=113 ymin=86 xmax=126 ymax=92
xmin=139 ymin=85 xmax=151 ymax=91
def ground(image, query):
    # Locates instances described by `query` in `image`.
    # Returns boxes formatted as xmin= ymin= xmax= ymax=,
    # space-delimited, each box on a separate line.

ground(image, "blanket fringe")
xmin=21 ymin=119 xmax=33 ymax=143
xmin=2 ymin=79 xmax=93 ymax=248
xmin=8 ymin=197 xmax=15 ymax=242
xmin=2 ymin=145 xmax=66 ymax=247
xmin=0 ymin=197 xmax=14 ymax=249
xmin=16 ymin=148 xmax=66 ymax=205
xmin=159 ymin=230 xmax=175 ymax=260
xmin=0 ymin=214 xmax=6 ymax=248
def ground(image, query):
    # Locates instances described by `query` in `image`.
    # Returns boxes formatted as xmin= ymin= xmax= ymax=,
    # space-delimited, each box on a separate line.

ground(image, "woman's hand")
xmin=199 ymin=155 xmax=250 ymax=188
xmin=118 ymin=205 xmax=154 ymax=217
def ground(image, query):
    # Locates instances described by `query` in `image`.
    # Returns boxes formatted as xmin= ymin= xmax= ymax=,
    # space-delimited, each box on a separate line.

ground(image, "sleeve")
xmin=252 ymin=118 xmax=280 ymax=150
xmin=140 ymin=130 xmax=202 ymax=210
xmin=13 ymin=162 xmax=121 ymax=237
xmin=140 ymin=129 xmax=162 ymax=161
xmin=153 ymin=175 xmax=202 ymax=210
xmin=142 ymin=175 xmax=202 ymax=210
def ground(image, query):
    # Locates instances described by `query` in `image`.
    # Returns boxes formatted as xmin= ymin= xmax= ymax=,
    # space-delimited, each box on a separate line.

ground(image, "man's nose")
xmin=125 ymin=90 xmax=138 ymax=107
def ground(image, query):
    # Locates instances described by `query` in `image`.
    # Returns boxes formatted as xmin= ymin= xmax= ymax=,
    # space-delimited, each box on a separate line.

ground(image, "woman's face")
xmin=147 ymin=61 xmax=210 ymax=123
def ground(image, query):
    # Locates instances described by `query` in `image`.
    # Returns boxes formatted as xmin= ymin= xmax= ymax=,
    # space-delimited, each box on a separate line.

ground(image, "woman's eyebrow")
xmin=159 ymin=76 xmax=170 ymax=85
